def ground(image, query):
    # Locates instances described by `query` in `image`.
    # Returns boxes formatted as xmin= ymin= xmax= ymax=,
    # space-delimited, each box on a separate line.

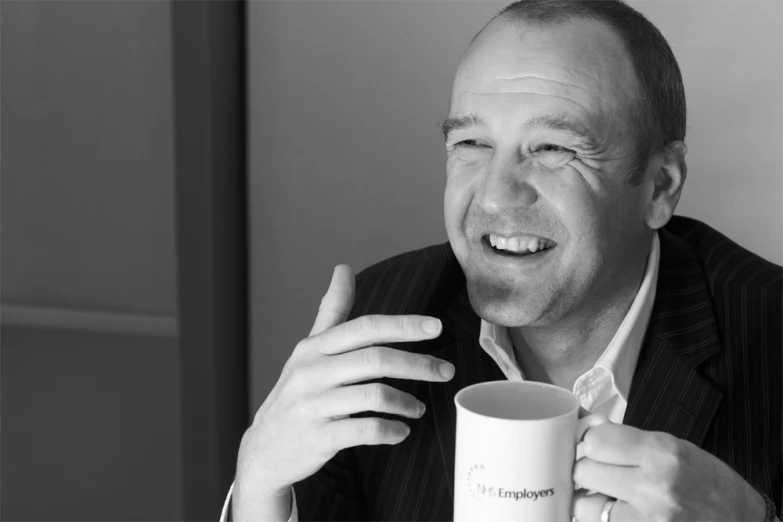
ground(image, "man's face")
xmin=444 ymin=18 xmax=654 ymax=328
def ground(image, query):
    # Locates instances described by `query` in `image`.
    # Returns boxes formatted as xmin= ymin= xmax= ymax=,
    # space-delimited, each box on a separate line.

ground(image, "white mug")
xmin=454 ymin=380 xmax=581 ymax=522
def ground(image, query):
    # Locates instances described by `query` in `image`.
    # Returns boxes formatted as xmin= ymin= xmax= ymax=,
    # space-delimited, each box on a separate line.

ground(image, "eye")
xmin=534 ymin=144 xmax=573 ymax=153
xmin=455 ymin=140 xmax=491 ymax=149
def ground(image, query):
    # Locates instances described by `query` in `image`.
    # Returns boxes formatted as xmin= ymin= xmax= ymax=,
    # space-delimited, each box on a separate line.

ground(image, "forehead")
xmin=451 ymin=18 xmax=638 ymax=123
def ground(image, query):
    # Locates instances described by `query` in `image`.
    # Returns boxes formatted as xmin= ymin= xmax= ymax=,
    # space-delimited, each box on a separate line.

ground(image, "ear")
xmin=644 ymin=141 xmax=687 ymax=230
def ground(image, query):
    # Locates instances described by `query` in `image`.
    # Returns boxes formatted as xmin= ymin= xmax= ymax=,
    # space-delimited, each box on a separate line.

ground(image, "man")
xmin=225 ymin=1 xmax=781 ymax=521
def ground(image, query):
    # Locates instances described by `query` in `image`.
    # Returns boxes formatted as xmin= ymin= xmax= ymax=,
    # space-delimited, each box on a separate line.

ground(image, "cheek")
xmin=547 ymin=164 xmax=647 ymax=267
xmin=536 ymin=165 xmax=605 ymax=244
xmin=443 ymin=167 xmax=474 ymax=238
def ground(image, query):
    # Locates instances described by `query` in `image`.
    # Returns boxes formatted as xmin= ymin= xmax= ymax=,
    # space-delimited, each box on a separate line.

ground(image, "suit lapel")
xmin=623 ymin=229 xmax=723 ymax=447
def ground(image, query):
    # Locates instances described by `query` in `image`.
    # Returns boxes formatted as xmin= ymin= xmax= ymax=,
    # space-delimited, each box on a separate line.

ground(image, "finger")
xmin=576 ymin=413 xmax=610 ymax=445
xmin=309 ymin=265 xmax=355 ymax=337
xmin=572 ymin=491 xmax=610 ymax=522
xmin=317 ymin=383 xmax=426 ymax=420
xmin=322 ymin=346 xmax=454 ymax=386
xmin=324 ymin=416 xmax=411 ymax=451
xmin=575 ymin=414 xmax=610 ymax=461
xmin=310 ymin=314 xmax=443 ymax=356
xmin=573 ymin=457 xmax=637 ymax=504
xmin=573 ymin=491 xmax=643 ymax=522
xmin=581 ymin=424 xmax=649 ymax=466
xmin=574 ymin=414 xmax=611 ymax=488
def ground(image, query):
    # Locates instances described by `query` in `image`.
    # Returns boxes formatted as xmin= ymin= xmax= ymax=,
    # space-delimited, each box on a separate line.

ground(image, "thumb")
xmin=309 ymin=264 xmax=355 ymax=337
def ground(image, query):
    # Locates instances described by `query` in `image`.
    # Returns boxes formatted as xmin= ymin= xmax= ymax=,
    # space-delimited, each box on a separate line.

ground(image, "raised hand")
xmin=232 ymin=265 xmax=455 ymax=521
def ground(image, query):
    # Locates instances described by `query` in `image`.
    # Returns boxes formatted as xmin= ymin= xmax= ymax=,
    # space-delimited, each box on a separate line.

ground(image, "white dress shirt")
xmin=220 ymin=233 xmax=660 ymax=521
xmin=479 ymin=233 xmax=660 ymax=423
xmin=220 ymin=482 xmax=297 ymax=522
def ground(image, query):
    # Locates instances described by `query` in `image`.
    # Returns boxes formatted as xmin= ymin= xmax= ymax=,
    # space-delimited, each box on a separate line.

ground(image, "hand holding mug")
xmin=572 ymin=423 xmax=768 ymax=522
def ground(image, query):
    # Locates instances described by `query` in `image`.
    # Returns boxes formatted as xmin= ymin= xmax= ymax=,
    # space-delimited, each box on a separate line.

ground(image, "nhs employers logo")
xmin=467 ymin=464 xmax=556 ymax=502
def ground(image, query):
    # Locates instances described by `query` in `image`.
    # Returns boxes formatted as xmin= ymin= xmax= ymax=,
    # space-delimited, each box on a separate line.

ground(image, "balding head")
xmin=460 ymin=0 xmax=686 ymax=184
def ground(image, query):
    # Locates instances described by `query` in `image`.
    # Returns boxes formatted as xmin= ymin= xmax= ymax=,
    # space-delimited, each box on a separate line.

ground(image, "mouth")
xmin=480 ymin=234 xmax=557 ymax=275
xmin=481 ymin=233 xmax=557 ymax=259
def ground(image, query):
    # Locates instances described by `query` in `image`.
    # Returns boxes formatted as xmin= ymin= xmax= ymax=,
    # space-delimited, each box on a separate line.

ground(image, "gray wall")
xmin=1 ymin=327 xmax=181 ymax=520
xmin=1 ymin=1 xmax=182 ymax=520
xmin=2 ymin=1 xmax=177 ymax=315
xmin=248 ymin=1 xmax=782 ymax=412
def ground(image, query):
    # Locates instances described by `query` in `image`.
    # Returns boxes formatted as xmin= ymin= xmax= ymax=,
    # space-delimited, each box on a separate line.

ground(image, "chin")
xmin=464 ymin=276 xmax=544 ymax=328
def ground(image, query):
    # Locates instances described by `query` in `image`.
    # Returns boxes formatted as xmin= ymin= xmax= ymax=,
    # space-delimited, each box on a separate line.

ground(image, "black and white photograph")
xmin=2 ymin=1 xmax=781 ymax=521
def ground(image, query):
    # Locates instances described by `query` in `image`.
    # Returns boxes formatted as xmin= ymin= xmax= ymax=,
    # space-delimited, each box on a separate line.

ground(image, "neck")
xmin=510 ymin=243 xmax=651 ymax=391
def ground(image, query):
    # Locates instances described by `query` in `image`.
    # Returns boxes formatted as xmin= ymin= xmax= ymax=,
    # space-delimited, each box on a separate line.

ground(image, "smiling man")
xmin=225 ymin=2 xmax=781 ymax=521
xmin=443 ymin=16 xmax=669 ymax=395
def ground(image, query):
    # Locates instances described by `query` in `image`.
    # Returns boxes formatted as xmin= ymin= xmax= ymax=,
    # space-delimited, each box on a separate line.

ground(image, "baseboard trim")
xmin=0 ymin=304 xmax=178 ymax=337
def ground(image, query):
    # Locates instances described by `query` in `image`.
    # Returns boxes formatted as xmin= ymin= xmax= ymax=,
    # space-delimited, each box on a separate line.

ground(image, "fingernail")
xmin=422 ymin=319 xmax=441 ymax=334
xmin=439 ymin=362 xmax=455 ymax=379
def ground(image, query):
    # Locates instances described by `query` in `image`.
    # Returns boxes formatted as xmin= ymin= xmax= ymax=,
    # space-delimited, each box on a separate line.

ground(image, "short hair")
xmin=484 ymin=0 xmax=686 ymax=184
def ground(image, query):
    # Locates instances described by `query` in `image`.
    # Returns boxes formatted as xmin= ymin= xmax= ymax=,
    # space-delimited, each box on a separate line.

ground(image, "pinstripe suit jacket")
xmin=294 ymin=216 xmax=782 ymax=521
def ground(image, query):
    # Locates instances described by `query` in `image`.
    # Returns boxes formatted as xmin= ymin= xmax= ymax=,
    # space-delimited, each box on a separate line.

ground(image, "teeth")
xmin=488 ymin=234 xmax=553 ymax=254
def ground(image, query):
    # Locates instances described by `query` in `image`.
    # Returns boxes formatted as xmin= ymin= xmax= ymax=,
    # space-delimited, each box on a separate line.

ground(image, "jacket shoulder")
xmin=664 ymin=215 xmax=782 ymax=291
xmin=347 ymin=242 xmax=465 ymax=320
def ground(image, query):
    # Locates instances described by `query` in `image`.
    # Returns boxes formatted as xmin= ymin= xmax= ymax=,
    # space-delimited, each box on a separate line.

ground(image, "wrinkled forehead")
xmin=451 ymin=18 xmax=640 ymax=116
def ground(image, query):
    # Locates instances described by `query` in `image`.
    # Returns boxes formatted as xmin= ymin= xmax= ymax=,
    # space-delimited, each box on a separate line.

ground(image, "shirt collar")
xmin=593 ymin=232 xmax=659 ymax=400
xmin=478 ymin=232 xmax=660 ymax=402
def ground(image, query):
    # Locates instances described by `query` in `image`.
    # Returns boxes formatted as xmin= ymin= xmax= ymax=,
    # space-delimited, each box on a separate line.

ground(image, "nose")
xmin=475 ymin=150 xmax=539 ymax=213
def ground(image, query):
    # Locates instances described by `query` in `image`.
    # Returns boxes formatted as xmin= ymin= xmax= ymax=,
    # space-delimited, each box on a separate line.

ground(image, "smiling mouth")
xmin=482 ymin=234 xmax=557 ymax=257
